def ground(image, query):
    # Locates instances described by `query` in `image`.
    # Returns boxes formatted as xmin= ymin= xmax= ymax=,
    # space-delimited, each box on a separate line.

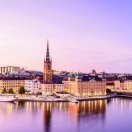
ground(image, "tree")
xmin=8 ymin=88 xmax=14 ymax=94
xmin=18 ymin=86 xmax=25 ymax=95
xmin=106 ymin=88 xmax=112 ymax=95
xmin=2 ymin=88 xmax=7 ymax=94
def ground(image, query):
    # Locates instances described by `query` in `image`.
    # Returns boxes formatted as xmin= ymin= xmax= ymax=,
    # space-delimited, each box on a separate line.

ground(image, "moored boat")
xmin=0 ymin=95 xmax=16 ymax=102
xmin=67 ymin=97 xmax=79 ymax=103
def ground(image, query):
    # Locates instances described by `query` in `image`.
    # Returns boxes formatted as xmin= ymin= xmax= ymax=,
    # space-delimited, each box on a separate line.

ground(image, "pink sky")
xmin=0 ymin=0 xmax=132 ymax=73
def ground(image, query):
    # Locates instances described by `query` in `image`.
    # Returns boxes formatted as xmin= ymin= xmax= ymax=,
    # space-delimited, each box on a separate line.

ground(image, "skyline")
xmin=0 ymin=0 xmax=132 ymax=73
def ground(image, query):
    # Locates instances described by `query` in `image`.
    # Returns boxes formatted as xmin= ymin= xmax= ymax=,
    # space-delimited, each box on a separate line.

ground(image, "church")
xmin=41 ymin=41 xmax=64 ymax=95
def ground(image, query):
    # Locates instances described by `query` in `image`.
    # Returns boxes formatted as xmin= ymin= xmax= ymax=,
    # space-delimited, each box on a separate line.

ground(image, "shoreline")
xmin=77 ymin=95 xmax=116 ymax=101
xmin=2 ymin=94 xmax=132 ymax=103
xmin=16 ymin=95 xmax=117 ymax=102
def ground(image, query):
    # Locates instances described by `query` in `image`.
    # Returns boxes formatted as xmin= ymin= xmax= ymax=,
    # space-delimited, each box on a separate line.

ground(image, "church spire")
xmin=46 ymin=40 xmax=50 ymax=61
xmin=44 ymin=40 xmax=52 ymax=83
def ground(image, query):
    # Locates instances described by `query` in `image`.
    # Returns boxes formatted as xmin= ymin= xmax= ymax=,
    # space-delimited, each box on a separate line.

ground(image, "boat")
xmin=0 ymin=95 xmax=16 ymax=102
xmin=67 ymin=97 xmax=79 ymax=103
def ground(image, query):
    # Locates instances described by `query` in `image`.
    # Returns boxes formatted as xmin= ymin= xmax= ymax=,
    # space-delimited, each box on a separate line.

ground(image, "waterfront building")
xmin=41 ymin=41 xmax=63 ymax=95
xmin=41 ymin=83 xmax=63 ymax=95
xmin=0 ymin=79 xmax=24 ymax=93
xmin=120 ymin=81 xmax=124 ymax=90
xmin=0 ymin=66 xmax=22 ymax=75
xmin=24 ymin=79 xmax=41 ymax=94
xmin=124 ymin=80 xmax=132 ymax=90
xmin=114 ymin=80 xmax=132 ymax=91
xmin=63 ymin=75 xmax=106 ymax=97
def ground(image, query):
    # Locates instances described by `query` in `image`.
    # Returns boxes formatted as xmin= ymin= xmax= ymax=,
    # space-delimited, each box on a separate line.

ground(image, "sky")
xmin=0 ymin=0 xmax=132 ymax=73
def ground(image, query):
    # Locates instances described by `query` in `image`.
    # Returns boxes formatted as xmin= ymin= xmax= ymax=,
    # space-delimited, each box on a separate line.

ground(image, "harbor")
xmin=1 ymin=91 xmax=132 ymax=104
xmin=0 ymin=93 xmax=118 ymax=103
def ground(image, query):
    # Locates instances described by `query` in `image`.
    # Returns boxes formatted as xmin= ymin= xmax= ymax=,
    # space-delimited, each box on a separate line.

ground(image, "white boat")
xmin=68 ymin=98 xmax=79 ymax=103
xmin=0 ymin=95 xmax=16 ymax=102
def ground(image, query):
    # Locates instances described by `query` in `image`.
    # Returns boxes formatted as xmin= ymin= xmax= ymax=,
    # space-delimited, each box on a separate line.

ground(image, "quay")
xmin=15 ymin=94 xmax=117 ymax=103
xmin=2 ymin=92 xmax=132 ymax=103
xmin=117 ymin=95 xmax=132 ymax=98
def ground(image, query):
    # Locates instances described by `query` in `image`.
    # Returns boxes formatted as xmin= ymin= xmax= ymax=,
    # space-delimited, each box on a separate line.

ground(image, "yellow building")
xmin=63 ymin=76 xmax=106 ymax=97
xmin=0 ymin=79 xmax=24 ymax=93
xmin=41 ymin=83 xmax=63 ymax=95
xmin=124 ymin=80 xmax=132 ymax=90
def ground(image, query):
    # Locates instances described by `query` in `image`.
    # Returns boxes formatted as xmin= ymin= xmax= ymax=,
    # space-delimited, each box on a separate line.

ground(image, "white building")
xmin=24 ymin=79 xmax=41 ymax=94
xmin=0 ymin=66 xmax=22 ymax=75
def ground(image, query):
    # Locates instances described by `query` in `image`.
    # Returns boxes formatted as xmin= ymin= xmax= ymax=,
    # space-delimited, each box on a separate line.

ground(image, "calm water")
xmin=0 ymin=98 xmax=132 ymax=132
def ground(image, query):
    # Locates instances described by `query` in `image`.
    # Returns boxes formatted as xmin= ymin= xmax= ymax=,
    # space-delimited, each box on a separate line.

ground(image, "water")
xmin=0 ymin=98 xmax=132 ymax=132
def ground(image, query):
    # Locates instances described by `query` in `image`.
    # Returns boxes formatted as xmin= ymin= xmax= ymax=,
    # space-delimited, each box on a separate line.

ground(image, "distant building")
xmin=24 ymin=79 xmax=41 ymax=94
xmin=53 ymin=70 xmax=61 ymax=76
xmin=0 ymin=66 xmax=22 ymax=75
xmin=91 ymin=69 xmax=97 ymax=76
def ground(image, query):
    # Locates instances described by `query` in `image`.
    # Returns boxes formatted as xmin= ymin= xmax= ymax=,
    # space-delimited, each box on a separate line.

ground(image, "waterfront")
xmin=0 ymin=98 xmax=132 ymax=132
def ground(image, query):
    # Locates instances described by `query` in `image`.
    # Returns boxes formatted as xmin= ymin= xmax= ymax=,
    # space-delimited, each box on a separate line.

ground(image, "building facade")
xmin=124 ymin=80 xmax=132 ymax=90
xmin=63 ymin=76 xmax=106 ymax=97
xmin=24 ymin=79 xmax=41 ymax=94
xmin=106 ymin=82 xmax=115 ymax=91
xmin=0 ymin=79 xmax=24 ymax=93
xmin=114 ymin=80 xmax=121 ymax=90
xmin=41 ymin=83 xmax=63 ymax=95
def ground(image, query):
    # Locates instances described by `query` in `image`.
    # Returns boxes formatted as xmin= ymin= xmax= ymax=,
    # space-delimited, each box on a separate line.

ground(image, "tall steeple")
xmin=46 ymin=40 xmax=50 ymax=61
xmin=43 ymin=40 xmax=52 ymax=83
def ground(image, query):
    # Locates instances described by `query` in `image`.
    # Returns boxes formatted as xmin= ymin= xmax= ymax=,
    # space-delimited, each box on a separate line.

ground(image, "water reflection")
xmin=44 ymin=103 xmax=52 ymax=132
xmin=0 ymin=99 xmax=132 ymax=132
xmin=0 ymin=100 xmax=106 ymax=132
